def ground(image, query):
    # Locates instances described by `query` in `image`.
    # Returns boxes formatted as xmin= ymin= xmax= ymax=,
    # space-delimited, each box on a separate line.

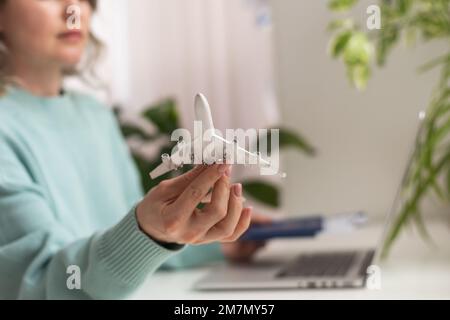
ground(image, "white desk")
xmin=131 ymin=220 xmax=450 ymax=300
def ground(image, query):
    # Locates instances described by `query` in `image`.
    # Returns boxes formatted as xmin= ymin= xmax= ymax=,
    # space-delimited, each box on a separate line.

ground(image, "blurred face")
xmin=0 ymin=0 xmax=92 ymax=71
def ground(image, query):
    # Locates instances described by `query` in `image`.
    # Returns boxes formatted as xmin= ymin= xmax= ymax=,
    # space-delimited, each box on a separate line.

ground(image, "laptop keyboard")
xmin=276 ymin=251 xmax=358 ymax=278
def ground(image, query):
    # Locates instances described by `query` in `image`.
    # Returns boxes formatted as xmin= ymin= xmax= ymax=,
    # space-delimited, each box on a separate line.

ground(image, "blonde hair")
xmin=0 ymin=0 xmax=103 ymax=94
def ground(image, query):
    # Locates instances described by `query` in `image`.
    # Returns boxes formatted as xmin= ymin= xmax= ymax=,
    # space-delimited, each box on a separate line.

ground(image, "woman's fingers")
xmin=250 ymin=211 xmax=273 ymax=225
xmin=181 ymin=175 xmax=231 ymax=243
xmin=200 ymin=191 xmax=212 ymax=203
xmin=221 ymin=206 xmax=253 ymax=242
xmin=156 ymin=165 xmax=206 ymax=200
xmin=199 ymin=183 xmax=243 ymax=242
xmin=194 ymin=176 xmax=231 ymax=227
xmin=166 ymin=164 xmax=230 ymax=227
xmin=142 ymin=163 xmax=254 ymax=245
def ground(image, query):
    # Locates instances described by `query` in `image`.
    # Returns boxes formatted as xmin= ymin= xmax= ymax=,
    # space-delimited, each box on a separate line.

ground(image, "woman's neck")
xmin=8 ymin=58 xmax=63 ymax=97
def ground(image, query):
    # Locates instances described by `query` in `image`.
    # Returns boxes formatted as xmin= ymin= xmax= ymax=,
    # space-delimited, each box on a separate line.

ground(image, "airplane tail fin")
xmin=195 ymin=93 xmax=215 ymax=133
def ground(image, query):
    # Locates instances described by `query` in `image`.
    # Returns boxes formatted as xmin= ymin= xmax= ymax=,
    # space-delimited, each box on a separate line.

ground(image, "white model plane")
xmin=149 ymin=93 xmax=271 ymax=179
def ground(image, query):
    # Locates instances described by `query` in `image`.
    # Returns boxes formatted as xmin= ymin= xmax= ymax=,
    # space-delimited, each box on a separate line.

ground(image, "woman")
xmin=0 ymin=0 xmax=266 ymax=299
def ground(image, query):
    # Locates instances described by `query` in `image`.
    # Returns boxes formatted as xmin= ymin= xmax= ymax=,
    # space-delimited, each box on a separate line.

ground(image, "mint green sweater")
xmin=0 ymin=86 xmax=224 ymax=299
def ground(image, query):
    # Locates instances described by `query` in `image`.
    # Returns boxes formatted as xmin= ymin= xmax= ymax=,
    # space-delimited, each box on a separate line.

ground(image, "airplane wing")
xmin=149 ymin=161 xmax=173 ymax=180
xmin=149 ymin=139 xmax=193 ymax=179
xmin=213 ymin=134 xmax=271 ymax=168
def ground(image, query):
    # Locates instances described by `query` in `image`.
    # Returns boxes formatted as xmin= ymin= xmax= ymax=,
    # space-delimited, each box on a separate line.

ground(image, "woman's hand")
xmin=136 ymin=164 xmax=252 ymax=245
xmin=221 ymin=212 xmax=273 ymax=262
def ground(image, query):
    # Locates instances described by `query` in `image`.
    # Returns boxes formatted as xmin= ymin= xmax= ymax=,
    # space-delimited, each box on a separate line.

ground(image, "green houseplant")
xmin=327 ymin=0 xmax=450 ymax=258
xmin=115 ymin=98 xmax=314 ymax=210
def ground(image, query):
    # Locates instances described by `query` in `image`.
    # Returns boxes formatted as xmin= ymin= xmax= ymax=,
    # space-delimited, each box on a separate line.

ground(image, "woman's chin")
xmin=55 ymin=48 xmax=85 ymax=66
xmin=57 ymin=55 xmax=83 ymax=70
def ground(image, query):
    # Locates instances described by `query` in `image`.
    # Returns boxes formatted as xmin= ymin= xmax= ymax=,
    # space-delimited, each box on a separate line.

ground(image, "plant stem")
xmin=381 ymin=151 xmax=450 ymax=259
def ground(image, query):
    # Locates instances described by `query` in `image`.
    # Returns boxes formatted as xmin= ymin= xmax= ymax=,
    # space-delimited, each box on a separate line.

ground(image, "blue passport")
xmin=240 ymin=216 xmax=323 ymax=241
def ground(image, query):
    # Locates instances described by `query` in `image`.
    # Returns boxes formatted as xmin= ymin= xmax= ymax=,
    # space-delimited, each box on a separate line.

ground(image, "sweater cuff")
xmin=96 ymin=206 xmax=184 ymax=286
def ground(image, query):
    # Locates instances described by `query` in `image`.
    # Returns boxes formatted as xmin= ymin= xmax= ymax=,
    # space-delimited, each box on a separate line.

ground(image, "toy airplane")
xmin=149 ymin=93 xmax=271 ymax=179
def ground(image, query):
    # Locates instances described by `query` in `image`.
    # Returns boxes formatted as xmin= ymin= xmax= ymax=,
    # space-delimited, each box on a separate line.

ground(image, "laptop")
xmin=194 ymin=112 xmax=425 ymax=290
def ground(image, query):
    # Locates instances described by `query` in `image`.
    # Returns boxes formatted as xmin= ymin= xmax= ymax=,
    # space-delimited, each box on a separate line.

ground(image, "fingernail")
xmin=234 ymin=183 xmax=242 ymax=197
xmin=218 ymin=164 xmax=230 ymax=174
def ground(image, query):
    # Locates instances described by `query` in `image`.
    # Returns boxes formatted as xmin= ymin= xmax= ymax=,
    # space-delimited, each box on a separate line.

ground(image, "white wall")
xmin=122 ymin=0 xmax=279 ymax=135
xmin=270 ymin=0 xmax=448 ymax=219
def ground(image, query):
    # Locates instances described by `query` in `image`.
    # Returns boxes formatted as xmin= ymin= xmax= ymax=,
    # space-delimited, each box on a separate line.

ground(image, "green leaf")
xmin=142 ymin=98 xmax=180 ymax=134
xmin=418 ymin=54 xmax=450 ymax=74
xmin=327 ymin=19 xmax=354 ymax=32
xmin=447 ymin=165 xmax=450 ymax=199
xmin=397 ymin=0 xmax=412 ymax=15
xmin=412 ymin=207 xmax=433 ymax=244
xmin=431 ymin=179 xmax=446 ymax=201
xmin=119 ymin=123 xmax=154 ymax=140
xmin=328 ymin=0 xmax=358 ymax=12
xmin=376 ymin=25 xmax=398 ymax=66
xmin=348 ymin=64 xmax=370 ymax=90
xmin=382 ymin=151 xmax=450 ymax=259
xmin=258 ymin=128 xmax=316 ymax=156
xmin=255 ymin=127 xmax=316 ymax=156
xmin=342 ymin=32 xmax=373 ymax=90
xmin=242 ymin=180 xmax=279 ymax=208
xmin=435 ymin=119 xmax=450 ymax=146
xmin=343 ymin=32 xmax=372 ymax=66
xmin=330 ymin=31 xmax=352 ymax=58
xmin=278 ymin=128 xmax=316 ymax=156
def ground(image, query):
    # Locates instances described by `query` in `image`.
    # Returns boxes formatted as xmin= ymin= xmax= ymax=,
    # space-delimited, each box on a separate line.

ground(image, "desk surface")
xmin=131 ymin=220 xmax=450 ymax=300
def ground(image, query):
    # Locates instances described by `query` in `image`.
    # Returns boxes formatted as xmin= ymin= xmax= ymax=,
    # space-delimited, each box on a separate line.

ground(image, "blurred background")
xmin=67 ymin=0 xmax=449 ymax=227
